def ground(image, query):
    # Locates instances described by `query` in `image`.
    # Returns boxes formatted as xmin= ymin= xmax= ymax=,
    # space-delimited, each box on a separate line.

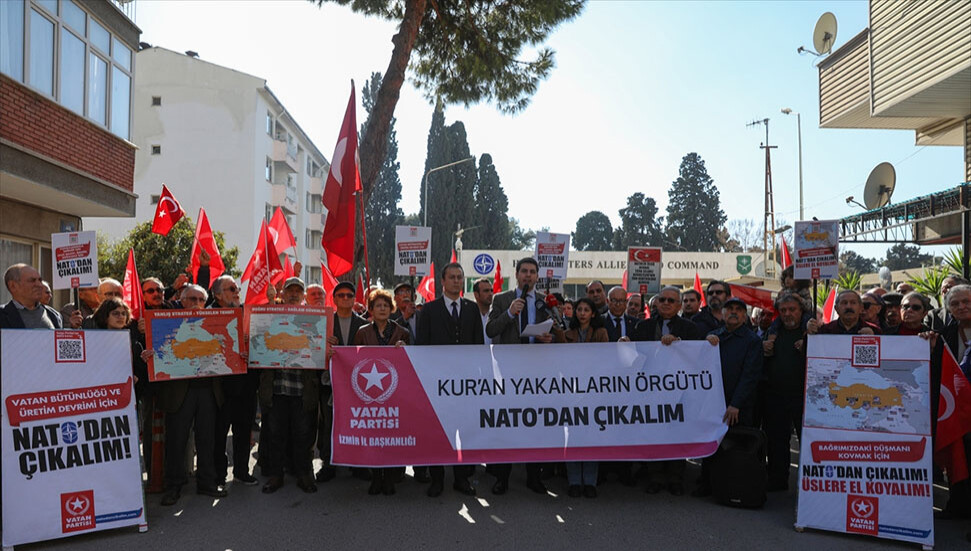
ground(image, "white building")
xmin=86 ymin=46 xmax=330 ymax=283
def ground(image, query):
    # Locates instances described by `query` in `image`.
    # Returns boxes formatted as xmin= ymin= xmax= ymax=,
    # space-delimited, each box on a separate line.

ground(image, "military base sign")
xmin=394 ymin=225 xmax=432 ymax=276
xmin=1 ymin=330 xmax=146 ymax=547
xmin=330 ymin=342 xmax=728 ymax=466
xmin=796 ymin=335 xmax=933 ymax=547
xmin=627 ymin=247 xmax=662 ymax=295
xmin=50 ymin=231 xmax=99 ymax=290
xmin=792 ymin=220 xmax=839 ymax=280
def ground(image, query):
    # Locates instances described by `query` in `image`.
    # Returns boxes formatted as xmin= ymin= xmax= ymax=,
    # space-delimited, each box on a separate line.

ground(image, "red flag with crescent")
xmin=268 ymin=207 xmax=296 ymax=253
xmin=122 ymin=249 xmax=144 ymax=320
xmin=321 ymin=83 xmax=361 ymax=276
xmin=780 ymin=235 xmax=793 ymax=269
xmin=151 ymin=184 xmax=186 ymax=236
xmin=189 ymin=208 xmax=225 ymax=284
xmin=492 ymin=260 xmax=503 ymax=294
xmin=936 ymin=348 xmax=971 ymax=483
xmin=417 ymin=262 xmax=436 ymax=303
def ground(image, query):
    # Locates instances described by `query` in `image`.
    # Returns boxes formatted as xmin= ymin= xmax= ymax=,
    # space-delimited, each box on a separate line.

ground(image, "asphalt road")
xmin=15 ymin=456 xmax=970 ymax=551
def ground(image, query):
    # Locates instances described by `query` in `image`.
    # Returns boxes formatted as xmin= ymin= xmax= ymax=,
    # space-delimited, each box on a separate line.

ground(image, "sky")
xmin=132 ymin=0 xmax=964 ymax=261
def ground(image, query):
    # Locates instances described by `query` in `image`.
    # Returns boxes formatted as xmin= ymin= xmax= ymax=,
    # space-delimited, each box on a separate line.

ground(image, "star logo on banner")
xmin=66 ymin=495 xmax=89 ymax=516
xmin=350 ymin=358 xmax=399 ymax=404
xmin=851 ymin=498 xmax=874 ymax=518
xmin=360 ymin=364 xmax=389 ymax=391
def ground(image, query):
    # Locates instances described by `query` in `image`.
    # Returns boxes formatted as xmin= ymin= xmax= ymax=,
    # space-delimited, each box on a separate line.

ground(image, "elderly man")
xmin=391 ymin=282 xmax=419 ymax=343
xmin=40 ymin=281 xmax=53 ymax=305
xmin=260 ymin=276 xmax=319 ymax=494
xmin=59 ymin=285 xmax=100 ymax=326
xmin=694 ymin=297 xmax=763 ymax=497
xmin=761 ymin=293 xmax=807 ymax=491
xmin=808 ymin=290 xmax=880 ymax=335
xmin=627 ymin=293 xmax=644 ymax=320
xmin=632 ymin=286 xmax=702 ymax=495
xmin=1 ymin=263 xmax=75 ymax=328
xmin=935 ymin=284 xmax=971 ymax=520
xmin=604 ymin=286 xmax=638 ymax=342
xmin=586 ymin=280 xmax=608 ymax=315
xmin=305 ymin=283 xmax=326 ymax=307
xmin=157 ymin=284 xmax=227 ymax=506
xmin=209 ymin=275 xmax=259 ymax=488
xmin=927 ymin=276 xmax=969 ymax=331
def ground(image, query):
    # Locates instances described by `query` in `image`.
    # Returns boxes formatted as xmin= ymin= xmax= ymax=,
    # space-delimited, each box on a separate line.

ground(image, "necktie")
xmin=451 ymin=300 xmax=459 ymax=323
xmin=614 ymin=317 xmax=622 ymax=335
xmin=520 ymin=294 xmax=529 ymax=344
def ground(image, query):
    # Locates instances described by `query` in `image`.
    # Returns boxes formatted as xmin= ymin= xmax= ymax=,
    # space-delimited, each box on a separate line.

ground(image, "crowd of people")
xmin=1 ymin=258 xmax=969 ymax=520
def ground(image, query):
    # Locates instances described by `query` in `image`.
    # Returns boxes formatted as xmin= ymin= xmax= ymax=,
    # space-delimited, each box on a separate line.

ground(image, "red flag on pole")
xmin=780 ymin=235 xmax=793 ymax=269
xmin=321 ymin=262 xmax=339 ymax=309
xmin=822 ymin=287 xmax=837 ymax=323
xmin=417 ymin=262 xmax=436 ymax=303
xmin=622 ymin=269 xmax=628 ymax=292
xmin=450 ymin=249 xmax=457 ymax=263
xmin=694 ymin=272 xmax=706 ymax=307
xmin=241 ymin=221 xmax=282 ymax=305
xmin=355 ymin=272 xmax=366 ymax=306
xmin=282 ymin=255 xmax=294 ymax=280
xmin=122 ymin=249 xmax=143 ymax=320
xmin=492 ymin=260 xmax=503 ymax=294
xmin=268 ymin=207 xmax=297 ymax=253
xmin=189 ymin=208 xmax=225 ymax=284
xmin=321 ymin=83 xmax=361 ymax=276
xmin=151 ymin=184 xmax=186 ymax=236
xmin=936 ymin=348 xmax=971 ymax=483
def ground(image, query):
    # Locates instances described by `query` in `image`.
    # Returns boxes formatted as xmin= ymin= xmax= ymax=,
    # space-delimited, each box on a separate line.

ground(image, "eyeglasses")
xmin=143 ymin=288 xmax=162 ymax=295
xmin=862 ymin=303 xmax=878 ymax=309
xmin=900 ymin=304 xmax=923 ymax=311
xmin=335 ymin=293 xmax=354 ymax=299
xmin=708 ymin=290 xmax=726 ymax=296
xmin=223 ymin=286 xmax=239 ymax=293
xmin=608 ymin=298 xmax=627 ymax=304
xmin=656 ymin=297 xmax=678 ymax=304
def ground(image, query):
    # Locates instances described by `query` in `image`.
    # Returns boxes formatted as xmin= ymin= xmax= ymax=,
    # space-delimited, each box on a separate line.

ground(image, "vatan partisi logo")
xmin=350 ymin=358 xmax=399 ymax=404
xmin=473 ymin=254 xmax=495 ymax=275
xmin=61 ymin=489 xmax=95 ymax=533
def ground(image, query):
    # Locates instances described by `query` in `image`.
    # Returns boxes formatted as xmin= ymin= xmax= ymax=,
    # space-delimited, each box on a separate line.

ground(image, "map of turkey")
xmin=149 ymin=314 xmax=245 ymax=380
xmin=248 ymin=311 xmax=327 ymax=369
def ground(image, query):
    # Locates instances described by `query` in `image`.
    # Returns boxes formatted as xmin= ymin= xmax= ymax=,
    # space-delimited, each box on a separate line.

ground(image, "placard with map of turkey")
xmin=145 ymin=308 xmax=245 ymax=381
xmin=245 ymin=305 xmax=331 ymax=369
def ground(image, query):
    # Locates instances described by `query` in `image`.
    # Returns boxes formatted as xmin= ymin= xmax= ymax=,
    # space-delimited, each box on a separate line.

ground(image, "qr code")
xmin=853 ymin=344 xmax=879 ymax=367
xmin=57 ymin=339 xmax=83 ymax=360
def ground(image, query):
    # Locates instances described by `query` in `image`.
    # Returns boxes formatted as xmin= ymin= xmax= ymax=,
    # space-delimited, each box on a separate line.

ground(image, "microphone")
xmin=544 ymin=293 xmax=565 ymax=328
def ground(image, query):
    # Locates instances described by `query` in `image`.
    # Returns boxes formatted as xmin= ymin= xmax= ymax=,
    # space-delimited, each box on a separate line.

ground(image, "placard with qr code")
xmin=54 ymin=330 xmax=86 ymax=363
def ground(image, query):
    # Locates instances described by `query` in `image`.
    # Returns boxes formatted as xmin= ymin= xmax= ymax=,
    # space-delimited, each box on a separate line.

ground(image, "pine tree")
xmin=359 ymin=72 xmax=404 ymax=287
xmin=665 ymin=153 xmax=727 ymax=252
xmin=572 ymin=211 xmax=613 ymax=251
xmin=472 ymin=154 xmax=510 ymax=249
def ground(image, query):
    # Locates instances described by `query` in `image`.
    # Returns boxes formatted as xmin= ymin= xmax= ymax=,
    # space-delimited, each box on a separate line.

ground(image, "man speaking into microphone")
xmin=486 ymin=257 xmax=553 ymax=495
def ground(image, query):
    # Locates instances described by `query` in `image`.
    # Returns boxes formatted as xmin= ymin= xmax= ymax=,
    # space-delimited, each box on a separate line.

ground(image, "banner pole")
xmin=812 ymin=278 xmax=818 ymax=320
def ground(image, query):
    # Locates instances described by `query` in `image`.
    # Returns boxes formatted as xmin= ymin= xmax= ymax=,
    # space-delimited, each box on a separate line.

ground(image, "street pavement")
xmin=17 ymin=457 xmax=970 ymax=551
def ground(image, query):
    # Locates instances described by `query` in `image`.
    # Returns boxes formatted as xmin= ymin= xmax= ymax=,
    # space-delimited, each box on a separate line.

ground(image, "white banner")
xmin=50 ymin=231 xmax=99 ymax=290
xmin=793 ymin=220 xmax=839 ymax=280
xmin=1 ymin=330 xmax=146 ymax=547
xmin=332 ymin=341 xmax=728 ymax=466
xmin=534 ymin=232 xmax=570 ymax=280
xmin=394 ymin=225 xmax=432 ymax=276
xmin=796 ymin=335 xmax=933 ymax=547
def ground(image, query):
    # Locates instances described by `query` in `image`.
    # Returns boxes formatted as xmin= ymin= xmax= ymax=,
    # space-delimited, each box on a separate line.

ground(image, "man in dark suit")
xmin=926 ymin=276 xmax=967 ymax=331
xmin=415 ymin=262 xmax=483 ymax=497
xmin=604 ymin=286 xmax=639 ymax=342
xmin=1 ymin=263 xmax=73 ymax=329
xmin=318 ymin=281 xmax=367 ymax=482
xmin=486 ymin=257 xmax=553 ymax=495
xmin=631 ymin=286 xmax=703 ymax=495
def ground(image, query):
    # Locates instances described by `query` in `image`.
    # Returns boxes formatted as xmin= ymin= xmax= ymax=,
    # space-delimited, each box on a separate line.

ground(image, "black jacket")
xmin=417 ymin=296 xmax=484 ymax=345
xmin=0 ymin=300 xmax=63 ymax=328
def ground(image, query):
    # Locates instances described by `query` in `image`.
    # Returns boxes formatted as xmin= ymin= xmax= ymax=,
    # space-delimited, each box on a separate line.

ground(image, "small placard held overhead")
xmin=793 ymin=220 xmax=839 ymax=280
xmin=627 ymin=247 xmax=662 ymax=295
xmin=50 ymin=231 xmax=99 ymax=290
xmin=394 ymin=226 xmax=432 ymax=277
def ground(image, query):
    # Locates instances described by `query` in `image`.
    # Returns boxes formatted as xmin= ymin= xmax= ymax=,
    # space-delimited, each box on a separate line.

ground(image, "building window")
xmin=151 ymin=145 xmax=161 ymax=155
xmin=29 ymin=8 xmax=55 ymax=97
xmin=306 ymin=157 xmax=312 ymax=176
xmin=110 ymin=66 xmax=130 ymax=139
xmin=265 ymin=158 xmax=272 ymax=181
xmin=150 ymin=195 xmax=160 ymax=204
xmin=306 ymin=230 xmax=322 ymax=250
xmin=266 ymin=111 xmax=272 ymax=135
xmin=151 ymin=96 xmax=161 ymax=106
xmin=265 ymin=203 xmax=273 ymax=223
xmin=1 ymin=1 xmax=25 ymax=81
xmin=61 ymin=1 xmax=85 ymax=34
xmin=306 ymin=193 xmax=322 ymax=213
xmin=308 ymin=266 xmax=321 ymax=285
xmin=59 ymin=27 xmax=85 ymax=115
xmin=88 ymin=16 xmax=109 ymax=53
xmin=87 ymin=52 xmax=107 ymax=125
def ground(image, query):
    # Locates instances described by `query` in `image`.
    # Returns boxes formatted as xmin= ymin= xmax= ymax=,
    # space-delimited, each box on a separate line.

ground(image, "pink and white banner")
xmin=331 ymin=342 xmax=728 ymax=466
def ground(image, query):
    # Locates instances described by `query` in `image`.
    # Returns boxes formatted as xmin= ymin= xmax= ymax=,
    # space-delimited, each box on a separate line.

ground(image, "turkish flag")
xmin=150 ymin=184 xmax=186 ymax=236
xmin=268 ymin=207 xmax=296 ymax=253
xmin=450 ymin=249 xmax=457 ymax=263
xmin=622 ymin=269 xmax=628 ymax=292
xmin=241 ymin=221 xmax=283 ymax=305
xmin=321 ymin=262 xmax=339 ymax=309
xmin=492 ymin=260 xmax=503 ymax=294
xmin=417 ymin=262 xmax=436 ymax=303
xmin=936 ymin=348 xmax=971 ymax=483
xmin=694 ymin=272 xmax=706 ymax=307
xmin=188 ymin=208 xmax=225 ymax=284
xmin=780 ymin=236 xmax=793 ymax=269
xmin=729 ymin=283 xmax=776 ymax=316
xmin=321 ymin=84 xmax=361 ymax=276
xmin=122 ymin=249 xmax=143 ymax=320
xmin=355 ymin=272 xmax=366 ymax=306
xmin=282 ymin=254 xmax=294 ymax=280
xmin=822 ymin=287 xmax=837 ymax=323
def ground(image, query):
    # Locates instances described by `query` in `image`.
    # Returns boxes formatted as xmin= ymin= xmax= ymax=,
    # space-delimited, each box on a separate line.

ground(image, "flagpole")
xmin=358 ymin=191 xmax=371 ymax=291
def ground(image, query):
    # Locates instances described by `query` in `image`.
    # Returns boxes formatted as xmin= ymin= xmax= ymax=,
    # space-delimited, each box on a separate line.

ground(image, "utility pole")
xmin=746 ymin=118 xmax=778 ymax=279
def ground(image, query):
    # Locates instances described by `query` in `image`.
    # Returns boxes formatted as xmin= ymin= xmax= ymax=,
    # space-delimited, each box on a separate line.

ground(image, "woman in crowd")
xmin=553 ymin=297 xmax=607 ymax=498
xmin=886 ymin=292 xmax=930 ymax=335
xmin=352 ymin=289 xmax=409 ymax=496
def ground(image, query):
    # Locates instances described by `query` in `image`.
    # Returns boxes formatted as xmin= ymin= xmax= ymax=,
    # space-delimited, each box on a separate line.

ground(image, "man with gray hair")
xmin=604 ymin=286 xmax=638 ymax=342
xmin=98 ymin=278 xmax=124 ymax=302
xmin=927 ymin=276 xmax=969 ymax=331
xmin=936 ymin=283 xmax=971 ymax=519
xmin=0 ymin=263 xmax=75 ymax=328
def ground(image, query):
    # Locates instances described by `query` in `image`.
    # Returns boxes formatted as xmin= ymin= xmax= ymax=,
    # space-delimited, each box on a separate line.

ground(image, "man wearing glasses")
xmin=691 ymin=280 xmax=729 ymax=335
xmin=318 ymin=281 xmax=367 ymax=483
xmin=604 ymin=286 xmax=638 ymax=343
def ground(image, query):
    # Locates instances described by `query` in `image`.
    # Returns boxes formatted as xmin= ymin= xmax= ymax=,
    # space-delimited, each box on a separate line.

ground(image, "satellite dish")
xmin=863 ymin=162 xmax=896 ymax=209
xmin=813 ymin=12 xmax=838 ymax=55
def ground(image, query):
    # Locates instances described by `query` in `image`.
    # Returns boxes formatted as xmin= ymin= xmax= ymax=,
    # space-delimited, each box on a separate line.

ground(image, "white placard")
xmin=394 ymin=226 xmax=432 ymax=277
xmin=534 ymin=232 xmax=570 ymax=280
xmin=793 ymin=220 xmax=839 ymax=280
xmin=627 ymin=247 xmax=662 ymax=295
xmin=50 ymin=231 xmax=99 ymax=290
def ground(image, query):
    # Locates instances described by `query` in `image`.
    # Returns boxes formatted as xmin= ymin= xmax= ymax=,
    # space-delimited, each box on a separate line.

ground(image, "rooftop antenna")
xmin=797 ymin=12 xmax=838 ymax=56
xmin=746 ymin=117 xmax=779 ymax=279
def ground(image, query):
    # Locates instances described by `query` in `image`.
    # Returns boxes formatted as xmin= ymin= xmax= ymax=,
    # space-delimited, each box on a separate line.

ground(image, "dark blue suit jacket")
xmin=0 ymin=300 xmax=63 ymax=328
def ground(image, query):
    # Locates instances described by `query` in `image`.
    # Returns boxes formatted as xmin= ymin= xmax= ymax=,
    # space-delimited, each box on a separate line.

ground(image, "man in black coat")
xmin=415 ymin=262 xmax=483 ymax=497
xmin=632 ymin=286 xmax=702 ymax=495
xmin=603 ymin=286 xmax=639 ymax=342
